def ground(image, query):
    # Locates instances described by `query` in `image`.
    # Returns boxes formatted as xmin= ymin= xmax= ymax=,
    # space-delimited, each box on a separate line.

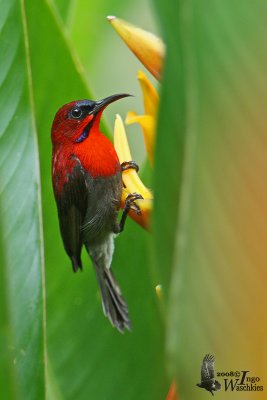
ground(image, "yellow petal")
xmin=124 ymin=111 xmax=138 ymax=123
xmin=125 ymin=113 xmax=155 ymax=165
xmin=125 ymin=71 xmax=158 ymax=166
xmin=114 ymin=114 xmax=153 ymax=229
xmin=114 ymin=114 xmax=152 ymax=198
xmin=138 ymin=70 xmax=159 ymax=116
xmin=107 ymin=16 xmax=165 ymax=80
xmin=125 ymin=112 xmax=153 ymax=129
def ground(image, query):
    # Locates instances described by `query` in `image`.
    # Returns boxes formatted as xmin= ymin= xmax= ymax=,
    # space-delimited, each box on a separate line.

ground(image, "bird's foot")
xmin=119 ymin=192 xmax=143 ymax=232
xmin=125 ymin=192 xmax=143 ymax=215
xmin=121 ymin=160 xmax=139 ymax=173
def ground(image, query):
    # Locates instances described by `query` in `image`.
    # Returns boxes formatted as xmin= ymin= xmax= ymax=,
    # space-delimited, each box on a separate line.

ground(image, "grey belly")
xmin=81 ymin=172 xmax=122 ymax=245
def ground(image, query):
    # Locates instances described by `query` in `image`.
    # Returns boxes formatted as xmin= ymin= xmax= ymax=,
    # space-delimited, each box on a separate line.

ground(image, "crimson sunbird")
xmin=51 ymin=94 xmax=142 ymax=333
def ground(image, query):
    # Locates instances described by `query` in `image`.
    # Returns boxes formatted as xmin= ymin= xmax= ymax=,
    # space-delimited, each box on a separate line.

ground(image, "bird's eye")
xmin=70 ymin=107 xmax=82 ymax=119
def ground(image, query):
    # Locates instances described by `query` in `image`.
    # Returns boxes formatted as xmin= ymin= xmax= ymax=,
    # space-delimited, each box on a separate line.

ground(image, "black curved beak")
xmin=92 ymin=93 xmax=132 ymax=114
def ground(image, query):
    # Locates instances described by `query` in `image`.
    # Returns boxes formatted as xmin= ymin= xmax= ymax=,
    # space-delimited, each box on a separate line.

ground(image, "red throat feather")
xmin=74 ymin=129 xmax=121 ymax=178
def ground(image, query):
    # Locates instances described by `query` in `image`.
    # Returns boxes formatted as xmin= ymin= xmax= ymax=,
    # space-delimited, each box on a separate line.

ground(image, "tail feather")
xmin=71 ymin=255 xmax=83 ymax=272
xmin=94 ymin=263 xmax=131 ymax=333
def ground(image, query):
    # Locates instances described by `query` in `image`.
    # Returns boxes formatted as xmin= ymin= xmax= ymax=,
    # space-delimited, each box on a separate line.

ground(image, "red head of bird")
xmin=51 ymin=94 xmax=131 ymax=195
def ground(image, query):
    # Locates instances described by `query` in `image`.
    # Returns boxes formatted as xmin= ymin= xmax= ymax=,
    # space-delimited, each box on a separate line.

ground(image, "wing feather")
xmin=56 ymin=163 xmax=87 ymax=271
xmin=201 ymin=354 xmax=215 ymax=383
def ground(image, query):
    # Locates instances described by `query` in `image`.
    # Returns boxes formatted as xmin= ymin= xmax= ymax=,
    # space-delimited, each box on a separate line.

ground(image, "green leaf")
xmin=0 ymin=224 xmax=15 ymax=399
xmin=0 ymin=1 xmax=46 ymax=398
xmin=24 ymin=1 xmax=168 ymax=398
xmin=152 ymin=0 xmax=186 ymax=302
xmin=52 ymin=0 xmax=75 ymax=25
xmin=153 ymin=0 xmax=267 ymax=397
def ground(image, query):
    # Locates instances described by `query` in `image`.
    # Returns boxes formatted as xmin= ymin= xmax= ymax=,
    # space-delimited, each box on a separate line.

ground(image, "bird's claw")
xmin=125 ymin=192 xmax=143 ymax=215
xmin=119 ymin=192 xmax=143 ymax=232
xmin=121 ymin=160 xmax=139 ymax=173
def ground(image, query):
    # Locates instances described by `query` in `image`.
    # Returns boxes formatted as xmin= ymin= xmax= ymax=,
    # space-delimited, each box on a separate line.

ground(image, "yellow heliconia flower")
xmin=114 ymin=114 xmax=153 ymax=229
xmin=125 ymin=70 xmax=159 ymax=165
xmin=107 ymin=16 xmax=165 ymax=80
xmin=109 ymin=16 xmax=163 ymax=228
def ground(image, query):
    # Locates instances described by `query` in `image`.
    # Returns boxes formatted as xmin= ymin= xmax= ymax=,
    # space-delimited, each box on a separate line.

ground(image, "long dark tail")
xmin=94 ymin=263 xmax=131 ymax=333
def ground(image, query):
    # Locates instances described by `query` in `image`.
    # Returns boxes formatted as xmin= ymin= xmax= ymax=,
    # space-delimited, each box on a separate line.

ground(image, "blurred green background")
xmin=1 ymin=0 xmax=267 ymax=399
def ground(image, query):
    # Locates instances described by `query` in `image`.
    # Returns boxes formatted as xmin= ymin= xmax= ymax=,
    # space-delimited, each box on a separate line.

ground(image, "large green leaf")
xmin=153 ymin=0 xmax=267 ymax=398
xmin=0 ymin=1 xmax=45 ymax=398
xmin=0 ymin=222 xmax=15 ymax=399
xmin=24 ymin=1 xmax=168 ymax=398
xmin=152 ymin=0 xmax=185 ymax=303
xmin=52 ymin=0 xmax=74 ymax=24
